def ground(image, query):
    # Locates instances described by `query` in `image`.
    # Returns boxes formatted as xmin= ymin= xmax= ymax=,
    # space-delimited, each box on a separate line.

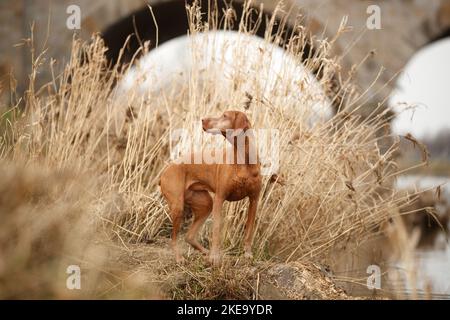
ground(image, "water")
xmin=395 ymin=175 xmax=450 ymax=198
xmin=394 ymin=174 xmax=450 ymax=299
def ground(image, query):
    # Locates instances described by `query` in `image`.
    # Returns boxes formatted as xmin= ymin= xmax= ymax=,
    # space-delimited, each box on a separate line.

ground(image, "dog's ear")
xmin=233 ymin=112 xmax=250 ymax=132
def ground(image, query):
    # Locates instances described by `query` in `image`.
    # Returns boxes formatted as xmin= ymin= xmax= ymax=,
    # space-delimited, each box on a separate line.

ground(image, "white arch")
xmin=116 ymin=30 xmax=332 ymax=124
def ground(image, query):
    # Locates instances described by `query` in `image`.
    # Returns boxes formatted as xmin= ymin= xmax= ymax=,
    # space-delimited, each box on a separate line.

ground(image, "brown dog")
xmin=159 ymin=111 xmax=262 ymax=265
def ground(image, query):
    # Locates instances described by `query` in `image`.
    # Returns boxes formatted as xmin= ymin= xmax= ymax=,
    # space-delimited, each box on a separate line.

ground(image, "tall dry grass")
xmin=0 ymin=1 xmax=419 ymax=298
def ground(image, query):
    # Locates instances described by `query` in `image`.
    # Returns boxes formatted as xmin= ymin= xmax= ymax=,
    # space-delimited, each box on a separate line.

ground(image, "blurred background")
xmin=1 ymin=0 xmax=450 ymax=298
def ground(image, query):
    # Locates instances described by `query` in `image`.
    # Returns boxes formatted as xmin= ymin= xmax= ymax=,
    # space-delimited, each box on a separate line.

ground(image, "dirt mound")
xmin=111 ymin=240 xmax=351 ymax=300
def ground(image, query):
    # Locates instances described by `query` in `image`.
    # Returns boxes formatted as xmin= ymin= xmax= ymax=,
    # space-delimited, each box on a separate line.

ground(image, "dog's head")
xmin=202 ymin=111 xmax=251 ymax=137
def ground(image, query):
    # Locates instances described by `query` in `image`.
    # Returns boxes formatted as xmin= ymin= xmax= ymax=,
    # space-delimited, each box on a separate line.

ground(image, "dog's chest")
xmin=226 ymin=172 xmax=261 ymax=201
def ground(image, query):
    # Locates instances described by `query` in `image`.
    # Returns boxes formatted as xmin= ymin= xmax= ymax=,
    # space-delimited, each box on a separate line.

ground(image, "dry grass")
xmin=0 ymin=160 xmax=162 ymax=299
xmin=0 ymin=1 xmax=419 ymax=299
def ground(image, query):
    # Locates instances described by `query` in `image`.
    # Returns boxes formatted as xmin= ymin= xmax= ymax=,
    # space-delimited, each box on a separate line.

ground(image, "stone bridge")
xmin=1 ymin=0 xmax=449 ymax=104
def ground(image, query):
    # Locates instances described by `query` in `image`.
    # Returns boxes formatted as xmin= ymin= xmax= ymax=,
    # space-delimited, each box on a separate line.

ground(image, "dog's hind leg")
xmin=160 ymin=167 xmax=186 ymax=263
xmin=185 ymin=190 xmax=213 ymax=254
xmin=170 ymin=203 xmax=185 ymax=263
xmin=243 ymin=194 xmax=259 ymax=259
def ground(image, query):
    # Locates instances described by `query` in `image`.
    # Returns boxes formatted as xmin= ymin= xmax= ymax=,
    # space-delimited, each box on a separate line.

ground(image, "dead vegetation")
xmin=0 ymin=1 xmax=423 ymax=299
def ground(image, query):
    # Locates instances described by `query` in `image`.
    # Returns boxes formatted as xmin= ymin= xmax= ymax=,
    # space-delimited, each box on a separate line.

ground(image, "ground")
xmin=103 ymin=238 xmax=353 ymax=300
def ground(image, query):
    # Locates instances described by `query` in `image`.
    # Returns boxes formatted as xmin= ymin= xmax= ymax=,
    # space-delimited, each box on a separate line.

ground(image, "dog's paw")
xmin=208 ymin=252 xmax=221 ymax=266
xmin=243 ymin=251 xmax=253 ymax=260
xmin=175 ymin=255 xmax=186 ymax=264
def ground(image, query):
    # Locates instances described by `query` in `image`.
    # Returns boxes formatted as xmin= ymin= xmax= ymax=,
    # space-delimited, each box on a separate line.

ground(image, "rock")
xmin=260 ymin=262 xmax=350 ymax=300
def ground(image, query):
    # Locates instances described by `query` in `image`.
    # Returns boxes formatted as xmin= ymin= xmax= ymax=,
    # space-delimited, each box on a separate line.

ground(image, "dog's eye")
xmin=222 ymin=114 xmax=226 ymax=118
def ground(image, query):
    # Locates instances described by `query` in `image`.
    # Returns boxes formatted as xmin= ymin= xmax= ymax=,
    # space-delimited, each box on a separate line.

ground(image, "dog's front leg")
xmin=209 ymin=195 xmax=224 ymax=266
